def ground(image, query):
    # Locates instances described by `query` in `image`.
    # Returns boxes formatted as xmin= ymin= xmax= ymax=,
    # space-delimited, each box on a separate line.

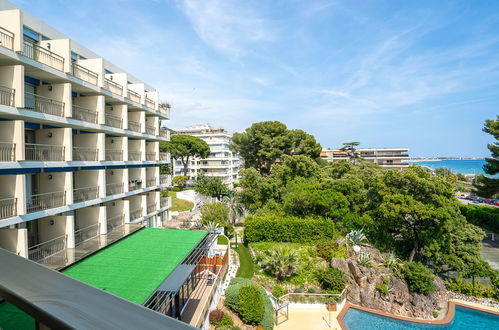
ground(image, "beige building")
xmin=321 ymin=148 xmax=410 ymax=169
xmin=0 ymin=0 xmax=172 ymax=269
xmin=174 ymin=124 xmax=240 ymax=188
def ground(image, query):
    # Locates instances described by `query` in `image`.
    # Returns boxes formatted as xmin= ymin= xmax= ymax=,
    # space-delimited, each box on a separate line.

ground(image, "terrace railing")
xmin=104 ymin=78 xmax=123 ymax=96
xmin=160 ymin=197 xmax=171 ymax=209
xmin=28 ymin=234 xmax=67 ymax=263
xmin=24 ymin=92 xmax=65 ymax=117
xmin=72 ymin=146 xmax=98 ymax=161
xmin=105 ymin=113 xmax=123 ymax=129
xmin=127 ymin=120 xmax=141 ymax=133
xmin=0 ymin=142 xmax=15 ymax=161
xmin=27 ymin=191 xmax=66 ymax=213
xmin=159 ymin=129 xmax=168 ymax=138
xmin=25 ymin=143 xmax=65 ymax=161
xmin=72 ymin=62 xmax=98 ymax=85
xmin=146 ymin=152 xmax=156 ymax=161
xmin=74 ymin=223 xmax=100 ymax=245
xmin=22 ymin=40 xmax=64 ymax=71
xmin=130 ymin=207 xmax=143 ymax=221
xmin=106 ymin=182 xmax=123 ymax=196
xmin=73 ymin=186 xmax=99 ymax=203
xmin=127 ymin=90 xmax=141 ymax=103
xmin=160 ymin=175 xmax=168 ymax=185
xmin=0 ymin=197 xmax=17 ymax=219
xmin=72 ymin=104 xmax=98 ymax=124
xmin=105 ymin=149 xmax=123 ymax=161
xmin=146 ymin=178 xmax=157 ymax=187
xmin=0 ymin=27 xmax=14 ymax=50
xmin=147 ymin=203 xmax=157 ymax=214
xmin=145 ymin=125 xmax=156 ymax=136
xmin=145 ymin=98 xmax=155 ymax=110
xmin=107 ymin=214 xmax=124 ymax=232
xmin=128 ymin=151 xmax=141 ymax=161
xmin=159 ymin=152 xmax=168 ymax=160
xmin=0 ymin=85 xmax=15 ymax=106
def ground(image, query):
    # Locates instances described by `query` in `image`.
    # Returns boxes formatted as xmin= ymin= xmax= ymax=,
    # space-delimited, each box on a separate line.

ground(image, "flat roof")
xmin=62 ymin=228 xmax=207 ymax=305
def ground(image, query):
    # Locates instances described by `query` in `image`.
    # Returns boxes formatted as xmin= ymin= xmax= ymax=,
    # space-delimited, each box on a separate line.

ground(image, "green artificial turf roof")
xmin=62 ymin=228 xmax=207 ymax=305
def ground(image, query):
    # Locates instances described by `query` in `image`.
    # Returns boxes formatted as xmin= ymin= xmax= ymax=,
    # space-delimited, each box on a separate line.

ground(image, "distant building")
xmin=174 ymin=124 xmax=241 ymax=188
xmin=321 ymin=148 xmax=410 ymax=169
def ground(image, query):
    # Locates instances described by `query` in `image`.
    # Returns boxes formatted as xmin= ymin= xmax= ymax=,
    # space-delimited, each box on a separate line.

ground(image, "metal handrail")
xmin=73 ymin=146 xmax=98 ymax=161
xmin=127 ymin=121 xmax=141 ymax=132
xmin=0 ymin=85 xmax=15 ymax=106
xmin=159 ymin=130 xmax=168 ymax=138
xmin=74 ymin=223 xmax=100 ymax=245
xmin=28 ymin=234 xmax=67 ymax=262
xmin=105 ymin=113 xmax=123 ymax=129
xmin=0 ymin=197 xmax=17 ymax=219
xmin=107 ymin=214 xmax=124 ymax=232
xmin=25 ymin=143 xmax=65 ymax=161
xmin=72 ymin=62 xmax=98 ymax=85
xmin=0 ymin=26 xmax=14 ymax=50
xmin=24 ymin=92 xmax=65 ymax=117
xmin=26 ymin=190 xmax=66 ymax=213
xmin=127 ymin=89 xmax=141 ymax=103
xmin=128 ymin=151 xmax=141 ymax=161
xmin=146 ymin=152 xmax=156 ymax=161
xmin=0 ymin=142 xmax=15 ymax=161
xmin=145 ymin=125 xmax=156 ymax=135
xmin=22 ymin=40 xmax=65 ymax=71
xmin=160 ymin=197 xmax=170 ymax=208
xmin=73 ymin=186 xmax=99 ymax=203
xmin=146 ymin=178 xmax=157 ymax=187
xmin=106 ymin=182 xmax=123 ymax=196
xmin=160 ymin=175 xmax=168 ymax=184
xmin=106 ymin=149 xmax=123 ymax=161
xmin=104 ymin=78 xmax=123 ymax=96
xmin=130 ymin=207 xmax=143 ymax=220
xmin=159 ymin=152 xmax=168 ymax=160
xmin=145 ymin=98 xmax=155 ymax=109
xmin=72 ymin=104 xmax=98 ymax=124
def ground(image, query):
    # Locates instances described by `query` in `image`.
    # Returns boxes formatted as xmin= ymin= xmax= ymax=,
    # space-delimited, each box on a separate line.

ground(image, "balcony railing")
xmin=147 ymin=178 xmax=157 ymax=187
xmin=104 ymin=78 xmax=123 ymax=96
xmin=72 ymin=62 xmax=98 ymax=85
xmin=129 ymin=180 xmax=142 ymax=191
xmin=25 ymin=143 xmax=65 ymax=161
xmin=72 ymin=104 xmax=98 ymax=124
xmin=73 ymin=186 xmax=99 ymax=203
xmin=147 ymin=203 xmax=157 ymax=214
xmin=0 ymin=27 xmax=14 ymax=50
xmin=74 ymin=223 xmax=100 ymax=245
xmin=146 ymin=152 xmax=156 ymax=161
xmin=130 ymin=207 xmax=143 ymax=221
xmin=105 ymin=149 xmax=123 ymax=161
xmin=159 ymin=152 xmax=168 ymax=160
xmin=106 ymin=182 xmax=123 ymax=196
xmin=27 ymin=191 xmax=66 ymax=213
xmin=159 ymin=129 xmax=169 ymax=138
xmin=127 ymin=90 xmax=141 ymax=103
xmin=105 ymin=113 xmax=123 ymax=129
xmin=25 ymin=92 xmax=65 ymax=117
xmin=160 ymin=175 xmax=169 ymax=185
xmin=160 ymin=197 xmax=170 ymax=208
xmin=107 ymin=214 xmax=124 ymax=232
xmin=0 ymin=85 xmax=15 ymax=106
xmin=0 ymin=142 xmax=15 ymax=161
xmin=127 ymin=121 xmax=141 ymax=132
xmin=72 ymin=146 xmax=98 ymax=161
xmin=28 ymin=234 xmax=67 ymax=262
xmin=128 ymin=151 xmax=141 ymax=161
xmin=145 ymin=98 xmax=155 ymax=110
xmin=145 ymin=125 xmax=156 ymax=136
xmin=22 ymin=40 xmax=64 ymax=71
xmin=0 ymin=197 xmax=17 ymax=219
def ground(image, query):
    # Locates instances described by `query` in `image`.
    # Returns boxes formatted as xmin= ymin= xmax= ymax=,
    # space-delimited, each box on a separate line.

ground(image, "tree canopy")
xmin=160 ymin=135 xmax=210 ymax=177
xmin=474 ymin=116 xmax=499 ymax=198
xmin=194 ymin=175 xmax=229 ymax=197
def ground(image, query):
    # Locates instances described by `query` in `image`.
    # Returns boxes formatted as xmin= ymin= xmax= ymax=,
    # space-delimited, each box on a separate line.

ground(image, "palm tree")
xmin=226 ymin=197 xmax=246 ymax=224
xmin=258 ymin=245 xmax=300 ymax=281
xmin=203 ymin=221 xmax=219 ymax=233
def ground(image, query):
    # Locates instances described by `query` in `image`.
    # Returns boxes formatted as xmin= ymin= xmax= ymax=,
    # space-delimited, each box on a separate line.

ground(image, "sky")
xmin=11 ymin=0 xmax=499 ymax=157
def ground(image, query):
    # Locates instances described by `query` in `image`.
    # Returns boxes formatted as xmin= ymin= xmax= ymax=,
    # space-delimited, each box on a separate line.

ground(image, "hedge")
xmin=403 ymin=262 xmax=437 ymax=295
xmin=460 ymin=205 xmax=499 ymax=234
xmin=244 ymin=215 xmax=336 ymax=243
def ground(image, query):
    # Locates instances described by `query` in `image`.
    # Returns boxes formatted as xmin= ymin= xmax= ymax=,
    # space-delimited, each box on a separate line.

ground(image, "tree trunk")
xmin=182 ymin=156 xmax=189 ymax=177
xmin=408 ymin=240 xmax=418 ymax=262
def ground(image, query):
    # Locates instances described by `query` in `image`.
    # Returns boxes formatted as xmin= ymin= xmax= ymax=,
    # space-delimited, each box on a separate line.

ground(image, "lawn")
xmin=217 ymin=235 xmax=229 ymax=245
xmin=233 ymin=243 xmax=254 ymax=279
xmin=162 ymin=191 xmax=195 ymax=212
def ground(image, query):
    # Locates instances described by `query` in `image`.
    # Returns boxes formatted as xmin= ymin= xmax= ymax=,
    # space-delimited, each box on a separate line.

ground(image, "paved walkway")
xmin=275 ymin=305 xmax=341 ymax=329
xmin=222 ymin=247 xmax=239 ymax=290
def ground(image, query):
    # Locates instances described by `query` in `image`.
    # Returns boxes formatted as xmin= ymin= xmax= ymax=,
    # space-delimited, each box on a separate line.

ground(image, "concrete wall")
xmin=105 ymin=72 xmax=127 ymax=96
xmin=0 ymin=9 xmax=22 ymax=52
xmin=128 ymin=111 xmax=144 ymax=132
xmin=0 ymin=174 xmax=25 ymax=215
xmin=74 ymin=95 xmax=105 ymax=124
xmin=35 ymin=127 xmax=72 ymax=160
xmin=146 ymin=141 xmax=159 ymax=158
xmin=128 ymin=139 xmax=145 ymax=160
xmin=37 ymin=83 xmax=72 ymax=117
xmin=78 ymin=58 xmax=104 ymax=87
xmin=145 ymin=91 xmax=159 ymax=110
xmin=37 ymin=171 xmax=72 ymax=204
xmin=105 ymin=136 xmax=126 ymax=161
xmin=74 ymin=169 xmax=98 ymax=189
xmin=0 ymin=65 xmax=24 ymax=107
xmin=104 ymin=199 xmax=129 ymax=225
xmin=40 ymin=38 xmax=71 ymax=73
xmin=105 ymin=104 xmax=127 ymax=127
xmin=0 ymin=120 xmax=24 ymax=160
xmin=38 ymin=215 xmax=69 ymax=243
xmin=128 ymin=83 xmax=145 ymax=104
xmin=0 ymin=228 xmax=27 ymax=257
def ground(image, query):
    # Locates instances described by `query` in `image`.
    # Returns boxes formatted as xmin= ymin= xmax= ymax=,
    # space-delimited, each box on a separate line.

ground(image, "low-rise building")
xmin=321 ymin=148 xmax=410 ymax=169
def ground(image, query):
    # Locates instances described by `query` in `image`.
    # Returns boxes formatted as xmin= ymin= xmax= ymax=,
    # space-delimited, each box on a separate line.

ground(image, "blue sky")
xmin=13 ymin=0 xmax=499 ymax=157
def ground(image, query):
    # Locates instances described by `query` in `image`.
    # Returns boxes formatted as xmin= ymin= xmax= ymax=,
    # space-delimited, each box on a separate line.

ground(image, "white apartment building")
xmin=321 ymin=148 xmax=410 ymax=169
xmin=0 ymin=1 xmax=172 ymax=270
xmin=174 ymin=124 xmax=240 ymax=188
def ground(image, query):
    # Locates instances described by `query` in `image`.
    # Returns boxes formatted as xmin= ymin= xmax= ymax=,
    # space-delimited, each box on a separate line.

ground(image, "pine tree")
xmin=474 ymin=116 xmax=499 ymax=198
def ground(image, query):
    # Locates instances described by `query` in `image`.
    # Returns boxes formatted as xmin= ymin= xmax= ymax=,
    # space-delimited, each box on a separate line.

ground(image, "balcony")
xmin=129 ymin=180 xmax=142 ymax=191
xmin=146 ymin=152 xmax=156 ymax=161
xmin=74 ymin=223 xmax=100 ymax=246
xmin=0 ymin=85 xmax=15 ymax=106
xmin=27 ymin=191 xmax=66 ymax=213
xmin=73 ymin=186 xmax=99 ymax=203
xmin=0 ymin=26 xmax=14 ymax=50
xmin=147 ymin=203 xmax=157 ymax=214
xmin=160 ymin=175 xmax=169 ymax=185
xmin=127 ymin=90 xmax=141 ymax=103
xmin=160 ymin=196 xmax=171 ymax=208
xmin=147 ymin=178 xmax=157 ymax=187
xmin=106 ymin=182 xmax=123 ymax=196
xmin=72 ymin=104 xmax=98 ymax=124
xmin=105 ymin=113 xmax=123 ymax=129
xmin=107 ymin=214 xmax=124 ymax=232
xmin=145 ymin=125 xmax=156 ymax=136
xmin=128 ymin=151 xmax=141 ymax=161
xmin=105 ymin=149 xmax=123 ymax=161
xmin=0 ymin=142 xmax=15 ymax=161
xmin=73 ymin=146 xmax=98 ymax=161
xmin=104 ymin=78 xmax=123 ymax=96
xmin=72 ymin=62 xmax=98 ymax=85
xmin=25 ymin=143 xmax=65 ymax=161
xmin=128 ymin=120 xmax=141 ymax=133
xmin=159 ymin=129 xmax=169 ymax=138
xmin=0 ymin=197 xmax=17 ymax=219
xmin=25 ymin=92 xmax=65 ymax=117
xmin=28 ymin=234 xmax=67 ymax=263
xmin=130 ymin=207 xmax=143 ymax=221
xmin=159 ymin=152 xmax=168 ymax=160
xmin=145 ymin=98 xmax=155 ymax=110
xmin=22 ymin=40 xmax=64 ymax=72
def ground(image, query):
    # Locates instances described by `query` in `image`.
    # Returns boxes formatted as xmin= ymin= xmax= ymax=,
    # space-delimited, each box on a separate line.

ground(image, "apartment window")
xmin=23 ymin=26 xmax=40 ymax=42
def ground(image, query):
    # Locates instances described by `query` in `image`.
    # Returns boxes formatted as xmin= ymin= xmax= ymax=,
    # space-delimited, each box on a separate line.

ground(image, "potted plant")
xmin=325 ymin=295 xmax=341 ymax=312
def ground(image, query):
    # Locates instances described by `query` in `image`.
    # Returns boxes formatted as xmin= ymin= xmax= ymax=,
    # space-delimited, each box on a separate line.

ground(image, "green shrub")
xmin=376 ymin=282 xmax=389 ymax=294
xmin=209 ymin=309 xmax=224 ymax=325
xmin=460 ymin=204 xmax=499 ymax=234
xmin=316 ymin=239 xmax=346 ymax=260
xmin=492 ymin=276 xmax=499 ymax=299
xmin=307 ymin=287 xmax=316 ymax=294
xmin=446 ymin=278 xmax=497 ymax=299
xmin=245 ymin=215 xmax=336 ymax=243
xmin=272 ymin=285 xmax=288 ymax=298
xmin=316 ymin=267 xmax=346 ymax=293
xmin=224 ymin=282 xmax=242 ymax=310
xmin=433 ymin=311 xmax=439 ymax=318
xmin=217 ymin=314 xmax=234 ymax=328
xmin=403 ymin=262 xmax=436 ymax=295
xmin=237 ymin=284 xmax=265 ymax=325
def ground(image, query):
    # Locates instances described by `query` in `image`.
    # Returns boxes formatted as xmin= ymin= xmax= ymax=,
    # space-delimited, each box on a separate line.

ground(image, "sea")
xmin=410 ymin=159 xmax=489 ymax=175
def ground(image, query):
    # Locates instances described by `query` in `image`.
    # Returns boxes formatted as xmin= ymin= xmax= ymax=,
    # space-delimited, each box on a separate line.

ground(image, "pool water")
xmin=343 ymin=305 xmax=499 ymax=329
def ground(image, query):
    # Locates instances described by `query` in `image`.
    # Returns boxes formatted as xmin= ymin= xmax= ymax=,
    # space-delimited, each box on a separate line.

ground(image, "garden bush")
xmin=403 ymin=262 xmax=437 ymax=295
xmin=272 ymin=285 xmax=288 ymax=298
xmin=316 ymin=239 xmax=348 ymax=261
xmin=209 ymin=309 xmax=224 ymax=325
xmin=217 ymin=314 xmax=234 ymax=328
xmin=446 ymin=278 xmax=496 ymax=299
xmin=245 ymin=215 xmax=336 ymax=243
xmin=460 ymin=204 xmax=499 ymax=234
xmin=316 ymin=267 xmax=346 ymax=293
xmin=237 ymin=284 xmax=265 ymax=325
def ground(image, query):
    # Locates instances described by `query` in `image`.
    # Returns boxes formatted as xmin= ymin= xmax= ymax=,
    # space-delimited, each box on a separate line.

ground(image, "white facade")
xmin=174 ymin=124 xmax=240 ymax=188
xmin=321 ymin=148 xmax=410 ymax=169
xmin=0 ymin=0 xmax=172 ymax=269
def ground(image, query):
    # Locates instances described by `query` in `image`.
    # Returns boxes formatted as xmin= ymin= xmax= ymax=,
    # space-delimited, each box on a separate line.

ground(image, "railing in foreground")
xmin=276 ymin=290 xmax=346 ymax=306
xmin=159 ymin=129 xmax=168 ymax=138
xmin=73 ymin=147 xmax=98 ymax=161
xmin=73 ymin=186 xmax=99 ymax=203
xmin=105 ymin=149 xmax=123 ymax=161
xmin=74 ymin=223 xmax=100 ymax=245
xmin=72 ymin=62 xmax=98 ymax=85
xmin=145 ymin=98 xmax=155 ymax=110
xmin=160 ymin=175 xmax=169 ymax=185
xmin=107 ymin=214 xmax=124 ymax=232
xmin=0 ymin=197 xmax=17 ymax=219
xmin=25 ymin=143 xmax=65 ymax=161
xmin=127 ymin=90 xmax=141 ymax=103
xmin=130 ymin=208 xmax=143 ymax=220
xmin=24 ymin=92 xmax=65 ymax=117
xmin=72 ymin=104 xmax=98 ymax=124
xmin=0 ymin=142 xmax=15 ymax=161
xmin=147 ymin=178 xmax=157 ymax=187
xmin=0 ymin=85 xmax=15 ymax=106
xmin=28 ymin=234 xmax=67 ymax=263
xmin=145 ymin=125 xmax=156 ymax=136
xmin=27 ymin=191 xmax=66 ymax=213
xmin=0 ymin=26 xmax=14 ymax=50
xmin=22 ymin=40 xmax=65 ymax=71
xmin=159 ymin=152 xmax=168 ymax=160
xmin=104 ymin=78 xmax=123 ymax=96
xmin=127 ymin=121 xmax=141 ymax=132
xmin=106 ymin=182 xmax=123 ymax=196
xmin=105 ymin=113 xmax=123 ymax=128
xmin=146 ymin=152 xmax=156 ymax=161
xmin=128 ymin=151 xmax=141 ymax=161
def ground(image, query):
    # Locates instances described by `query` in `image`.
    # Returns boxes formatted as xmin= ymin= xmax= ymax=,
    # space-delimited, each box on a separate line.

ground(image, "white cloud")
xmin=252 ymin=76 xmax=271 ymax=86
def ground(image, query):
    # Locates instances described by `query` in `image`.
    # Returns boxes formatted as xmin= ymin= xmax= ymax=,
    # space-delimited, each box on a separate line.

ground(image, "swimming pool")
xmin=342 ymin=305 xmax=499 ymax=329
